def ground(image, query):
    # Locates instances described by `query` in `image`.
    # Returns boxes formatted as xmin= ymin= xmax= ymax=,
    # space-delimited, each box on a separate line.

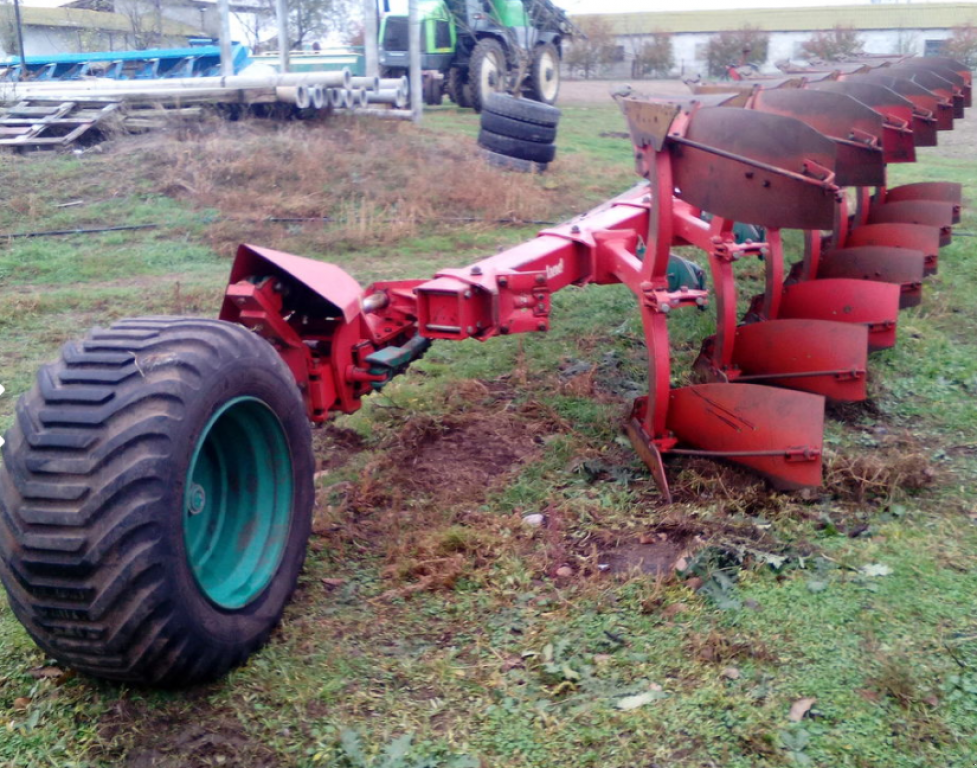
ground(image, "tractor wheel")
xmin=469 ymin=38 xmax=508 ymax=113
xmin=423 ymin=76 xmax=443 ymax=106
xmin=0 ymin=317 xmax=314 ymax=686
xmin=527 ymin=43 xmax=561 ymax=105
xmin=483 ymin=91 xmax=561 ymax=127
xmin=447 ymin=66 xmax=471 ymax=108
xmin=480 ymin=110 xmax=557 ymax=143
xmin=478 ymin=127 xmax=556 ymax=163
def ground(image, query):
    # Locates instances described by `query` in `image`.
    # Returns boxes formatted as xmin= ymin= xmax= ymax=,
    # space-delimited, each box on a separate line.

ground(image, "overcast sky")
xmin=561 ymin=0 xmax=973 ymax=14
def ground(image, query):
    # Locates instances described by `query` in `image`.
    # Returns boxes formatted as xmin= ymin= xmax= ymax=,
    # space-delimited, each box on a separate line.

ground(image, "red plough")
xmin=219 ymin=59 xmax=969 ymax=500
xmin=0 ymin=55 xmax=971 ymax=688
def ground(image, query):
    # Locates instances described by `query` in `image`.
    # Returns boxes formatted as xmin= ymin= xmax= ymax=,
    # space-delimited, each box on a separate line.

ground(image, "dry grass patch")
xmin=152 ymin=117 xmax=576 ymax=255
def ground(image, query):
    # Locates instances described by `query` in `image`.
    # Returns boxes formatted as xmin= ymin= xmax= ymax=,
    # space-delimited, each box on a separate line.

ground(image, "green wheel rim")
xmin=183 ymin=397 xmax=294 ymax=609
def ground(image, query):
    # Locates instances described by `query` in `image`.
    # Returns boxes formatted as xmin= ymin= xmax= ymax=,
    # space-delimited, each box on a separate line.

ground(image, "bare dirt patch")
xmin=311 ymin=380 xmax=552 ymax=595
xmin=96 ymin=696 xmax=279 ymax=768
xmin=559 ymin=78 xmax=691 ymax=105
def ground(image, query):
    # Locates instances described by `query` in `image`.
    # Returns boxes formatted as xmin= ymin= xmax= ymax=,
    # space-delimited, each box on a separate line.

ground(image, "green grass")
xmin=3 ymin=100 xmax=977 ymax=768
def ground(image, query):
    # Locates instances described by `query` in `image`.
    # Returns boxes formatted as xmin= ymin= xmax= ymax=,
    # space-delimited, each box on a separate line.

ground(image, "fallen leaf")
xmin=13 ymin=698 xmax=30 ymax=711
xmin=615 ymin=689 xmax=665 ymax=711
xmin=29 ymin=666 xmax=63 ymax=679
xmin=321 ymin=578 xmax=346 ymax=589
xmin=924 ymin=695 xmax=939 ymax=707
xmin=639 ymin=533 xmax=655 ymax=545
xmin=663 ymin=603 xmax=688 ymax=619
xmin=788 ymin=697 xmax=816 ymax=722
xmin=721 ymin=666 xmax=741 ymax=680
xmin=555 ymin=565 xmax=573 ymax=578
xmin=859 ymin=563 xmax=893 ymax=577
xmin=685 ymin=576 xmax=704 ymax=591
xmin=674 ymin=556 xmax=690 ymax=573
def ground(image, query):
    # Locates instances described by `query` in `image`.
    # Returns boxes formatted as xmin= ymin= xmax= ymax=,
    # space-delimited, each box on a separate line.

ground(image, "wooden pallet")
xmin=0 ymin=98 xmax=122 ymax=148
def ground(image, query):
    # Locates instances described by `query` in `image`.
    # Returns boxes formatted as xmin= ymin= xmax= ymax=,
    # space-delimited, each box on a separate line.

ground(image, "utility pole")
xmin=363 ymin=0 xmax=379 ymax=78
xmin=217 ymin=0 xmax=233 ymax=76
xmin=408 ymin=0 xmax=421 ymax=122
xmin=12 ymin=0 xmax=27 ymax=71
xmin=276 ymin=0 xmax=290 ymax=73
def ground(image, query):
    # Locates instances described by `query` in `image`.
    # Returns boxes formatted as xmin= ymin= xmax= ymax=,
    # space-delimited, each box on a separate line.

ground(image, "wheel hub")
xmin=187 ymin=483 xmax=206 ymax=516
xmin=183 ymin=397 xmax=294 ymax=609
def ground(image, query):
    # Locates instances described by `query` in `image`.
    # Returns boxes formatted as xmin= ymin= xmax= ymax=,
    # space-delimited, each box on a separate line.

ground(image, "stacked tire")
xmin=478 ymin=93 xmax=560 ymax=173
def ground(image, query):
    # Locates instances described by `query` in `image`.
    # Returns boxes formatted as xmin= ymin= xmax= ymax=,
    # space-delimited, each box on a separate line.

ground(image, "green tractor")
xmin=378 ymin=0 xmax=578 ymax=111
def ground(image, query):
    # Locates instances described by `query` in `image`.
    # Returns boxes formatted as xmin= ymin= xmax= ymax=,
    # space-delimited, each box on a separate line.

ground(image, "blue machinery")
xmin=0 ymin=42 xmax=251 ymax=82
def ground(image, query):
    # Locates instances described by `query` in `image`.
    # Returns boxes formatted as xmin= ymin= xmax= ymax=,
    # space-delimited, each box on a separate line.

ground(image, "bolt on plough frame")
xmin=0 ymin=55 xmax=969 ymax=685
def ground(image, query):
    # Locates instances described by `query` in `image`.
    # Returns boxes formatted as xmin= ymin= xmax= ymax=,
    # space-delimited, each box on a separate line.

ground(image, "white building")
xmin=573 ymin=2 xmax=977 ymax=78
xmin=0 ymin=4 xmax=202 ymax=56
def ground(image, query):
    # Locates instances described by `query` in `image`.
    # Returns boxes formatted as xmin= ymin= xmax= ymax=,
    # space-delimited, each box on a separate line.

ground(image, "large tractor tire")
xmin=469 ymin=38 xmax=508 ymax=113
xmin=0 ymin=317 xmax=314 ymax=686
xmin=478 ymin=127 xmax=556 ymax=163
xmin=480 ymin=110 xmax=557 ymax=143
xmin=483 ymin=92 xmax=561 ymax=127
xmin=446 ymin=66 xmax=472 ymax=108
xmin=527 ymin=42 xmax=561 ymax=105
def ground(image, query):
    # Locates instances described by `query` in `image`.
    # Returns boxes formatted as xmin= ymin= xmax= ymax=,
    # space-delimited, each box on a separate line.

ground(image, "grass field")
xmin=2 ymin=92 xmax=977 ymax=768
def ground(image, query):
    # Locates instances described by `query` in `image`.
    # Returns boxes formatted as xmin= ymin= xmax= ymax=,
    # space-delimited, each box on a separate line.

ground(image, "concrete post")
xmin=408 ymin=0 xmax=422 ymax=122
xmin=363 ymin=0 xmax=380 ymax=78
xmin=277 ymin=0 xmax=290 ymax=73
xmin=217 ymin=0 xmax=233 ymax=76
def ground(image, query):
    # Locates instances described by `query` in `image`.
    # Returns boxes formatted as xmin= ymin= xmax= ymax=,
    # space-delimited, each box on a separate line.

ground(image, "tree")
xmin=631 ymin=32 xmax=673 ymax=79
xmin=234 ymin=0 xmax=354 ymax=51
xmin=799 ymin=25 xmax=863 ymax=61
xmin=115 ymin=0 xmax=165 ymax=50
xmin=943 ymin=24 xmax=977 ymax=68
xmin=564 ymin=16 xmax=617 ymax=80
xmin=0 ymin=0 xmax=20 ymax=58
xmin=344 ymin=20 xmax=364 ymax=47
xmin=704 ymin=25 xmax=769 ymax=79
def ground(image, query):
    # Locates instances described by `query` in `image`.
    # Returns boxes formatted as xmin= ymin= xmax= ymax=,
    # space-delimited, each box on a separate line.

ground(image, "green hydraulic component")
xmin=700 ymin=212 xmax=766 ymax=245
xmin=366 ymin=334 xmax=433 ymax=390
xmin=667 ymin=254 xmax=706 ymax=292
xmin=637 ymin=239 xmax=707 ymax=292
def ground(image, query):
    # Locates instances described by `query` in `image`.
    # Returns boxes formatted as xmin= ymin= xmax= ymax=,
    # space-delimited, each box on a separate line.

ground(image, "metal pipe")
xmin=16 ymin=88 xmax=278 ymax=104
xmin=350 ymin=76 xmax=381 ymax=92
xmin=310 ymin=85 xmax=326 ymax=109
xmin=378 ymin=76 xmax=408 ymax=91
xmin=0 ymin=69 xmax=352 ymax=96
xmin=356 ymin=109 xmax=414 ymax=120
xmin=365 ymin=88 xmax=406 ymax=107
